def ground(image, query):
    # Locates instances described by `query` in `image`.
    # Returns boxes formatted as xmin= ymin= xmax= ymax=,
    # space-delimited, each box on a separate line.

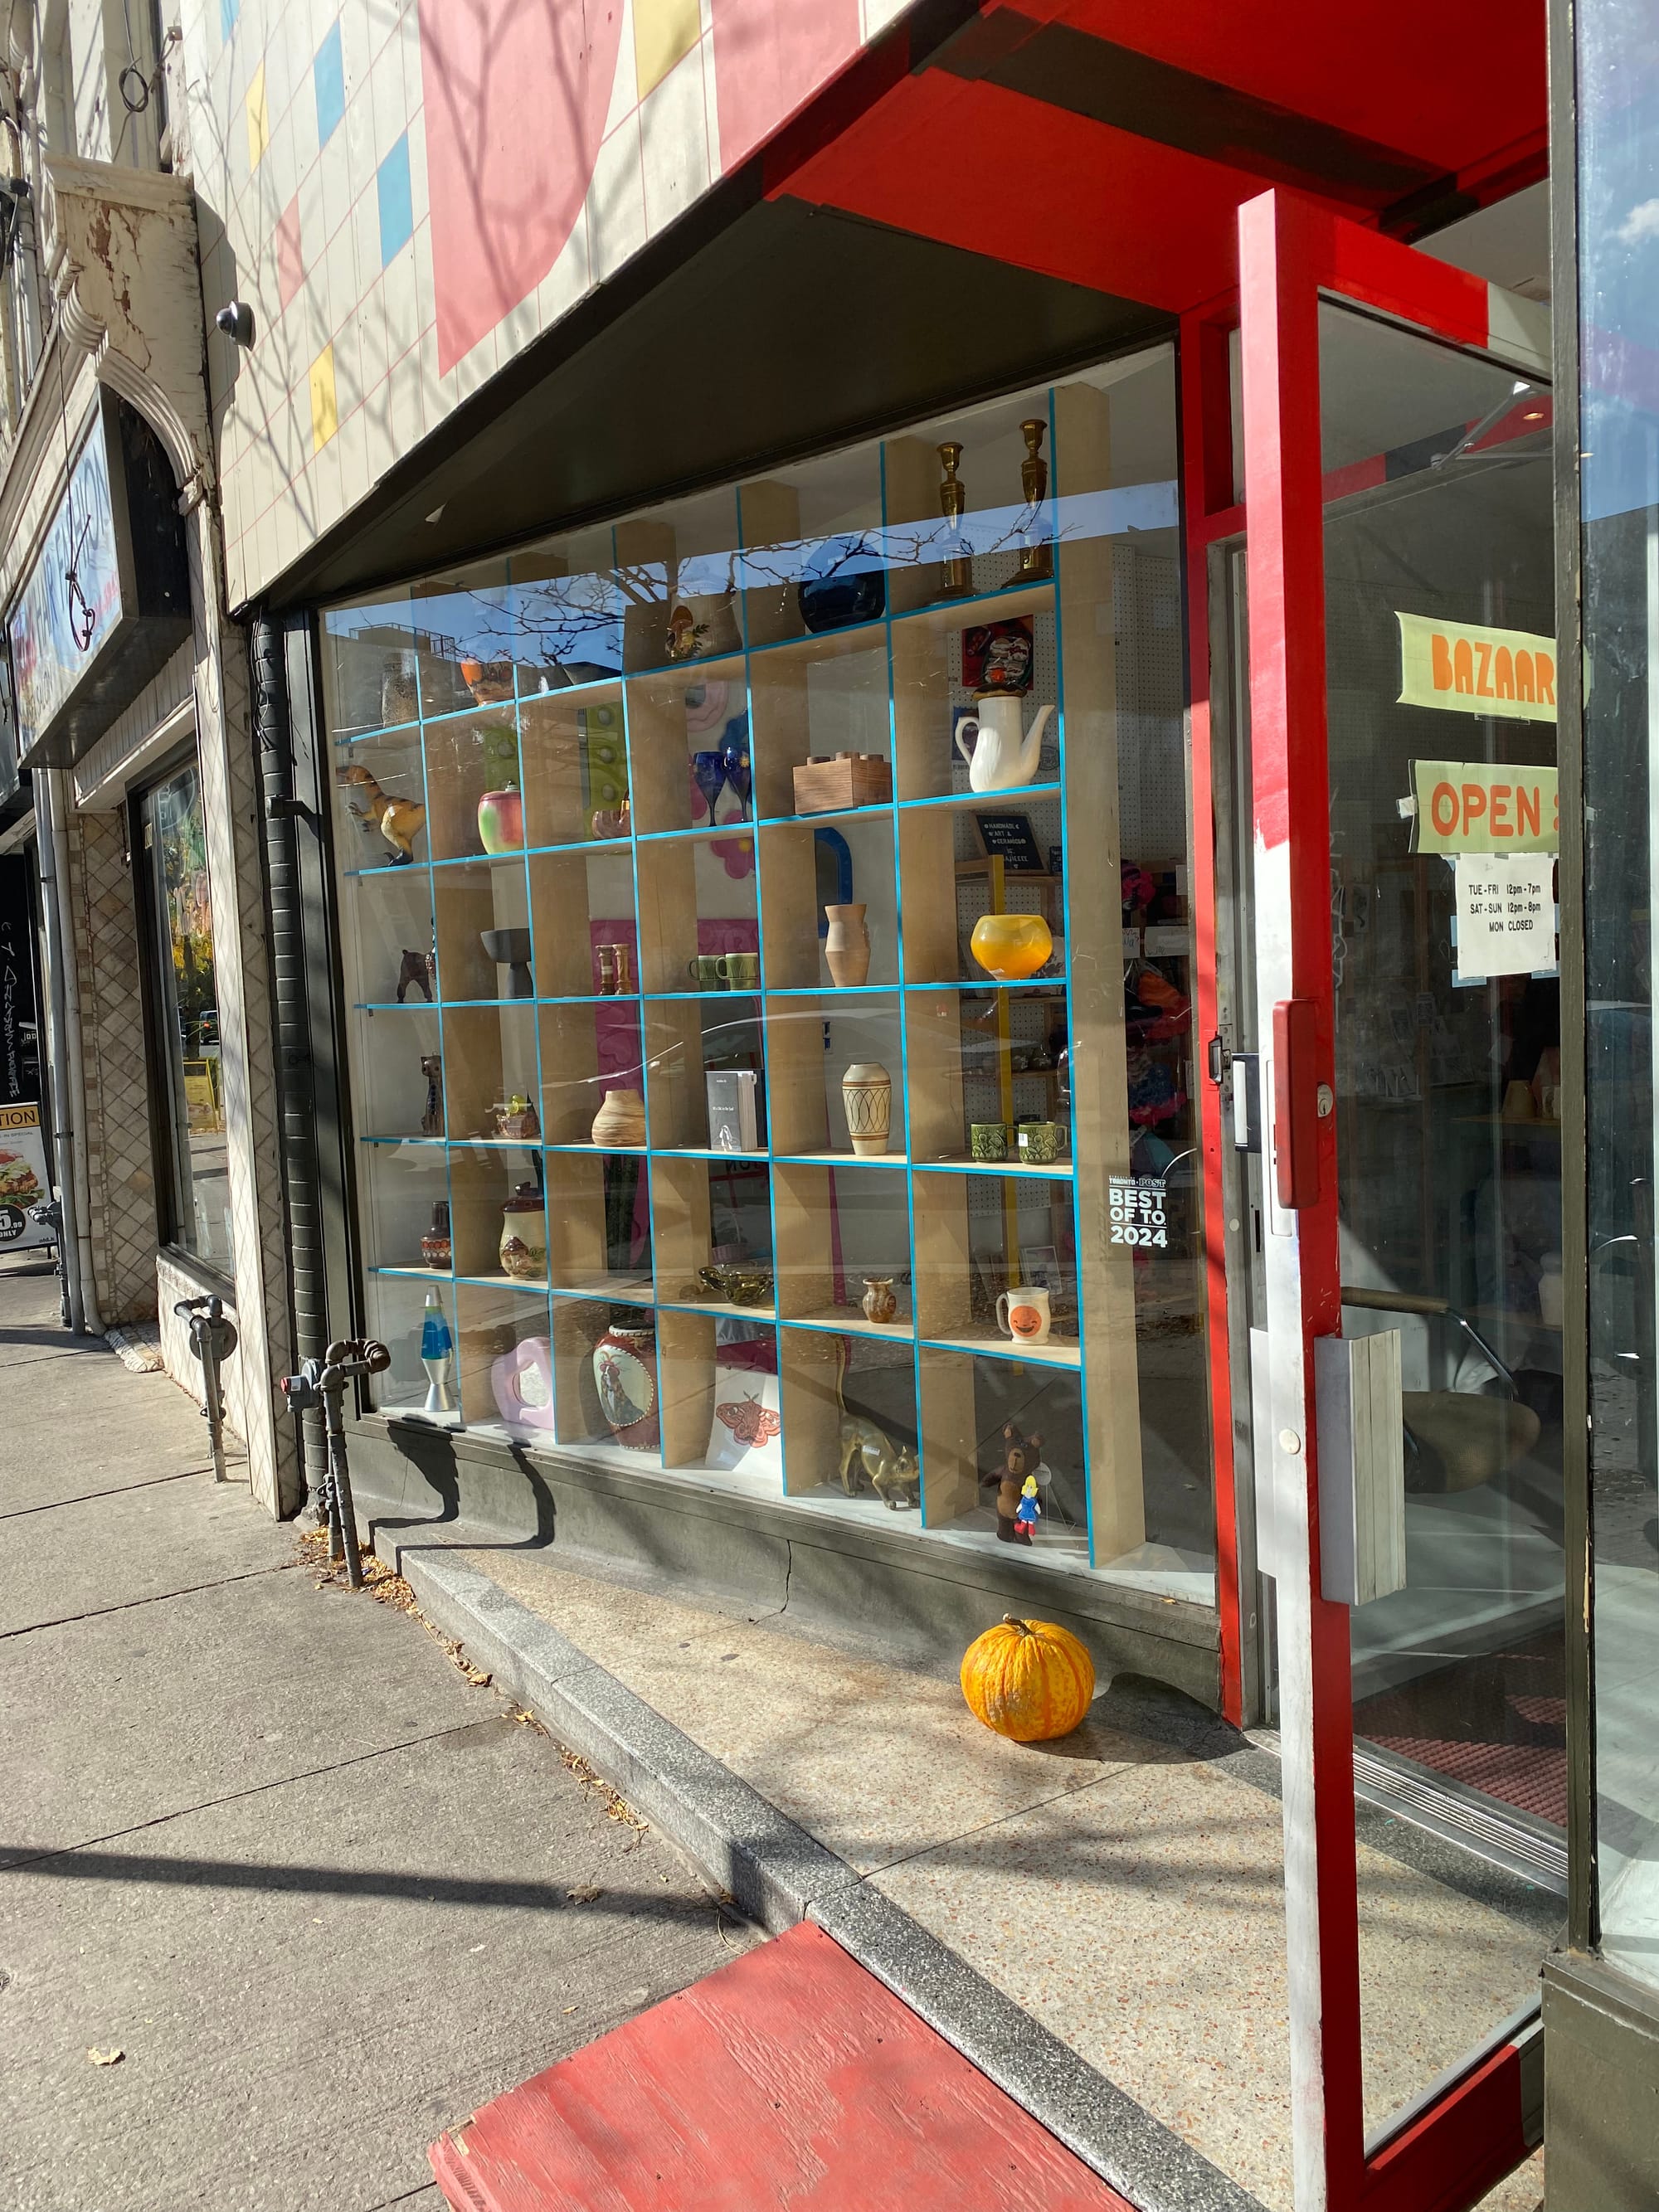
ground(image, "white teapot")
xmin=955 ymin=694 xmax=1054 ymax=793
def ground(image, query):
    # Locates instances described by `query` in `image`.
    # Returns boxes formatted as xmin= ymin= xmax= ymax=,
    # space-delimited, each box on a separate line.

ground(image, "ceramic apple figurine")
xmin=478 ymin=785 xmax=523 ymax=853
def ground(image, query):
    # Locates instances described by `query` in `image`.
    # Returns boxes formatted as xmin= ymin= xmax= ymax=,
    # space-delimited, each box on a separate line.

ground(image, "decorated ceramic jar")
xmin=498 ymin=1184 xmax=547 ymax=1281
xmin=592 ymin=1323 xmax=659 ymax=1449
xmin=420 ymin=1201 xmax=451 ymax=1270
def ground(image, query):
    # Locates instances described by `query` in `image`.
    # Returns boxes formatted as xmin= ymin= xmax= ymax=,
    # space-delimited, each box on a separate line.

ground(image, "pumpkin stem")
xmin=1001 ymin=1614 xmax=1032 ymax=1636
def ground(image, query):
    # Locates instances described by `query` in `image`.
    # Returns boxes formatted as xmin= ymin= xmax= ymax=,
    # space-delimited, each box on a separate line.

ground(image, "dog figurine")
xmin=836 ymin=1413 xmax=921 ymax=1510
xmin=397 ymin=948 xmax=435 ymax=1003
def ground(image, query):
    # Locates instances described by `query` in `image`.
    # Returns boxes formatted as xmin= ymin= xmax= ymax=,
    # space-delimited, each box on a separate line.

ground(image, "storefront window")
xmin=1579 ymin=0 xmax=1659 ymax=1995
xmin=322 ymin=343 xmax=1214 ymax=1597
xmin=139 ymin=759 xmax=233 ymax=1274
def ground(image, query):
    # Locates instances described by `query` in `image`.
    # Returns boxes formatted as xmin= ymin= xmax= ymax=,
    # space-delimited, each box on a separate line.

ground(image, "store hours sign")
xmin=1454 ymin=853 xmax=1557 ymax=980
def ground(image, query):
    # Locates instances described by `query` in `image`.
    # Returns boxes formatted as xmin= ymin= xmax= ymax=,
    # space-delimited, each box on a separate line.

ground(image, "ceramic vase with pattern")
xmin=841 ymin=1062 xmax=892 ymax=1157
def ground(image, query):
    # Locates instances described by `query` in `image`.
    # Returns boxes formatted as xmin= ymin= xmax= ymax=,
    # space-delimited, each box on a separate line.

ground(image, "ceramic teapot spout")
xmin=1019 ymin=703 xmax=1054 ymax=780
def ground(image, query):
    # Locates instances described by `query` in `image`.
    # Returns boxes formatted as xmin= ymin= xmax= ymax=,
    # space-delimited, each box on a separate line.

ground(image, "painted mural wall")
xmin=179 ymin=0 xmax=911 ymax=607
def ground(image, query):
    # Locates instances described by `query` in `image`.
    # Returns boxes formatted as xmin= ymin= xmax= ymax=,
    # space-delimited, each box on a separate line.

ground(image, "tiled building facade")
xmin=182 ymin=0 xmax=908 ymax=604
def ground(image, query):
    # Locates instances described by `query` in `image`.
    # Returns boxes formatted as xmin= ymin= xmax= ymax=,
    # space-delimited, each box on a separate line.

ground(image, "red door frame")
xmin=1224 ymin=187 xmax=1546 ymax=2210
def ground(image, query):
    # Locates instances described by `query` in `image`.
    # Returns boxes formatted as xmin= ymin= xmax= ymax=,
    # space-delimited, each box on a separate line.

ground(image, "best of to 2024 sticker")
xmin=1108 ymin=1174 xmax=1167 ymax=1248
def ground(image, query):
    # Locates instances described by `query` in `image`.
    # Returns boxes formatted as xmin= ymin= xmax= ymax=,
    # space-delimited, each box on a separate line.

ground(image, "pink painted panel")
xmin=276 ymin=197 xmax=304 ymax=309
xmin=712 ymin=0 xmax=864 ymax=174
xmin=418 ymin=0 xmax=625 ymax=374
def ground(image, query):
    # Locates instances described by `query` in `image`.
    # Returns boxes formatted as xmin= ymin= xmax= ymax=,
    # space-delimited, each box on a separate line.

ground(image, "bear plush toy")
xmin=985 ymin=1420 xmax=1044 ymax=1544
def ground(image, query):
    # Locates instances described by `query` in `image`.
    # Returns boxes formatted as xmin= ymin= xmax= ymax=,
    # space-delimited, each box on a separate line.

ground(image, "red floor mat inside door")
xmin=1354 ymin=1632 xmax=1566 ymax=1828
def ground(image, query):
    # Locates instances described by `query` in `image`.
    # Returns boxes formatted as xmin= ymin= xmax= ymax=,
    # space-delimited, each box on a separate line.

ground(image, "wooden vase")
xmin=824 ymin=902 xmax=870 ymax=988
xmin=591 ymin=1087 xmax=647 ymax=1147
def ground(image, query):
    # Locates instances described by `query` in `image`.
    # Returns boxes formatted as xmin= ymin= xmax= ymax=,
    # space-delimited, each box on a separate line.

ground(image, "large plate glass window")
xmin=319 ymin=342 xmax=1216 ymax=1600
xmin=139 ymin=756 xmax=233 ymax=1273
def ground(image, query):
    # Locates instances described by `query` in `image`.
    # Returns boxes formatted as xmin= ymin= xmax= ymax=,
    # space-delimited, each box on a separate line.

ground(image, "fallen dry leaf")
xmin=297 ymin=1535 xmax=493 ymax=1687
xmin=566 ymin=1884 xmax=604 ymax=1903
xmin=560 ymin=1748 xmax=647 ymax=1830
xmin=87 ymin=2048 xmax=124 ymax=2067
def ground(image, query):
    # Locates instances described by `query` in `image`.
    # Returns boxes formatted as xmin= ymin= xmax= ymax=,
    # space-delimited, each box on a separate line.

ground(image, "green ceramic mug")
xmin=1017 ymin=1121 xmax=1062 ymax=1164
xmin=688 ymin=954 xmax=727 ymax=990
xmin=970 ymin=1121 xmax=1010 ymax=1161
xmin=723 ymin=951 xmax=760 ymax=990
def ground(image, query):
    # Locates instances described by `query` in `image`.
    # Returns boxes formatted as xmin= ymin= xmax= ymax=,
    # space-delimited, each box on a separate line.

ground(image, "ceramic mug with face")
xmin=996 ymin=1285 xmax=1052 ymax=1344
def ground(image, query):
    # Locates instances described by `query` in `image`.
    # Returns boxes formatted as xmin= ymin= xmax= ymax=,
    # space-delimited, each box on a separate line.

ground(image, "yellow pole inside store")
xmin=987 ymin=855 xmax=1020 ymax=1287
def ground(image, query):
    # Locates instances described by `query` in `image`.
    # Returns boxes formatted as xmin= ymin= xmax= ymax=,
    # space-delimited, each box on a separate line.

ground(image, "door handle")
xmin=1272 ymin=999 xmax=1321 ymax=1209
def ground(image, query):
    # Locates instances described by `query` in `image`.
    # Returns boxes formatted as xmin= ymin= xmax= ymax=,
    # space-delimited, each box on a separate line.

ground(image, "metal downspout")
xmin=251 ymin=614 xmax=328 ymax=1511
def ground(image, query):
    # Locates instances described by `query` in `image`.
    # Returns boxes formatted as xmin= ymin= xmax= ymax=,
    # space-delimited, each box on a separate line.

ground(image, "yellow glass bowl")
xmin=970 ymin=912 xmax=1053 ymax=981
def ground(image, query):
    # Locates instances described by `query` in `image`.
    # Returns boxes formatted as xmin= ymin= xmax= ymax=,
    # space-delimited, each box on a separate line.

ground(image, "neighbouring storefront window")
xmin=1579 ymin=0 xmax=1659 ymax=1993
xmin=140 ymin=758 xmax=233 ymax=1274
xmin=321 ymin=343 xmax=1215 ymax=1598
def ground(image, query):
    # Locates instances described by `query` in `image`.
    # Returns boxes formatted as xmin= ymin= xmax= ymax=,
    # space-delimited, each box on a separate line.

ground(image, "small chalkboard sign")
xmin=975 ymin=812 xmax=1044 ymax=871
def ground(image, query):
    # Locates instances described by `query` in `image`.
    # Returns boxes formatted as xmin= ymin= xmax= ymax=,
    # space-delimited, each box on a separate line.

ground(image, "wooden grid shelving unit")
xmin=325 ymin=380 xmax=1178 ymax=1572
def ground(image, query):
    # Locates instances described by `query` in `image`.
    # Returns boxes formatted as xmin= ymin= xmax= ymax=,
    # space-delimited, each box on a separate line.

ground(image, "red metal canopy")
xmin=766 ymin=0 xmax=1546 ymax=312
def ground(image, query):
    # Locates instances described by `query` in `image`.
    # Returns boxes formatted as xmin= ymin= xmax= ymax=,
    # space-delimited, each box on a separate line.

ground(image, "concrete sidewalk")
xmin=381 ymin=1524 xmax=1550 ymax=2212
xmin=0 ymin=1257 xmax=752 ymax=2212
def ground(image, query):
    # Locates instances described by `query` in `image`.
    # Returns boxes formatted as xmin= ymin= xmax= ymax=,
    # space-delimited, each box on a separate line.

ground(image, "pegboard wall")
xmin=1112 ymin=544 xmax=1186 ymax=864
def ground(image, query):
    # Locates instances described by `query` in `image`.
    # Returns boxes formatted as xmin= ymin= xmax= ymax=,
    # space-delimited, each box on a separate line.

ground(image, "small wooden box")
xmin=791 ymin=752 xmax=892 ymax=815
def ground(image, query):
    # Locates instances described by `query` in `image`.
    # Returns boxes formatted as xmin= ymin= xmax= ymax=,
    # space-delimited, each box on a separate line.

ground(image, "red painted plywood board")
xmin=431 ymin=1922 xmax=1136 ymax=2211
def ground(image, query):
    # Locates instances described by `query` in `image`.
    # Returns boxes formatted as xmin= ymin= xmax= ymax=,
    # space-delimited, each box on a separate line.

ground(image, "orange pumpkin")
xmin=961 ymin=1614 xmax=1095 ymax=1742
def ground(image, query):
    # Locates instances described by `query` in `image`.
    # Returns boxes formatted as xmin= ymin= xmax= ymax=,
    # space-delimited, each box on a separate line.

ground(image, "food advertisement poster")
xmin=0 ymin=1100 xmax=51 ymax=1248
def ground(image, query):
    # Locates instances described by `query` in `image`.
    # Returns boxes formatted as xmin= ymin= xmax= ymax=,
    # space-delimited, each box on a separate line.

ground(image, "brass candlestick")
xmin=1015 ymin=417 xmax=1052 ymax=582
xmin=937 ymin=441 xmax=972 ymax=598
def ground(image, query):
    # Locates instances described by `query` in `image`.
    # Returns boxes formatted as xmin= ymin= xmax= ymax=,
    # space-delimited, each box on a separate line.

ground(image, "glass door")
xmin=1236 ymin=193 xmax=1554 ymax=2210
xmin=1316 ymin=309 xmax=1563 ymax=1848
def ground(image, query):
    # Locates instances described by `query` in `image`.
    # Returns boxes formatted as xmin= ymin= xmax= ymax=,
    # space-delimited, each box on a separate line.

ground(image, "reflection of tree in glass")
xmin=343 ymin=491 xmax=1069 ymax=687
xmin=153 ymin=769 xmax=217 ymax=1062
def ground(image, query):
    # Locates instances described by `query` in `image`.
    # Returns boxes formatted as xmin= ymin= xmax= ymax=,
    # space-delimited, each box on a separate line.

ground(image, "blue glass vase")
xmin=719 ymin=716 xmax=752 ymax=818
xmin=691 ymin=749 xmax=726 ymax=823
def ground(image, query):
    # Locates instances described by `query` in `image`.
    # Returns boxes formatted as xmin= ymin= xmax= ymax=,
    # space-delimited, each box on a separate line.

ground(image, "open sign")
xmin=1410 ymin=758 xmax=1559 ymax=855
